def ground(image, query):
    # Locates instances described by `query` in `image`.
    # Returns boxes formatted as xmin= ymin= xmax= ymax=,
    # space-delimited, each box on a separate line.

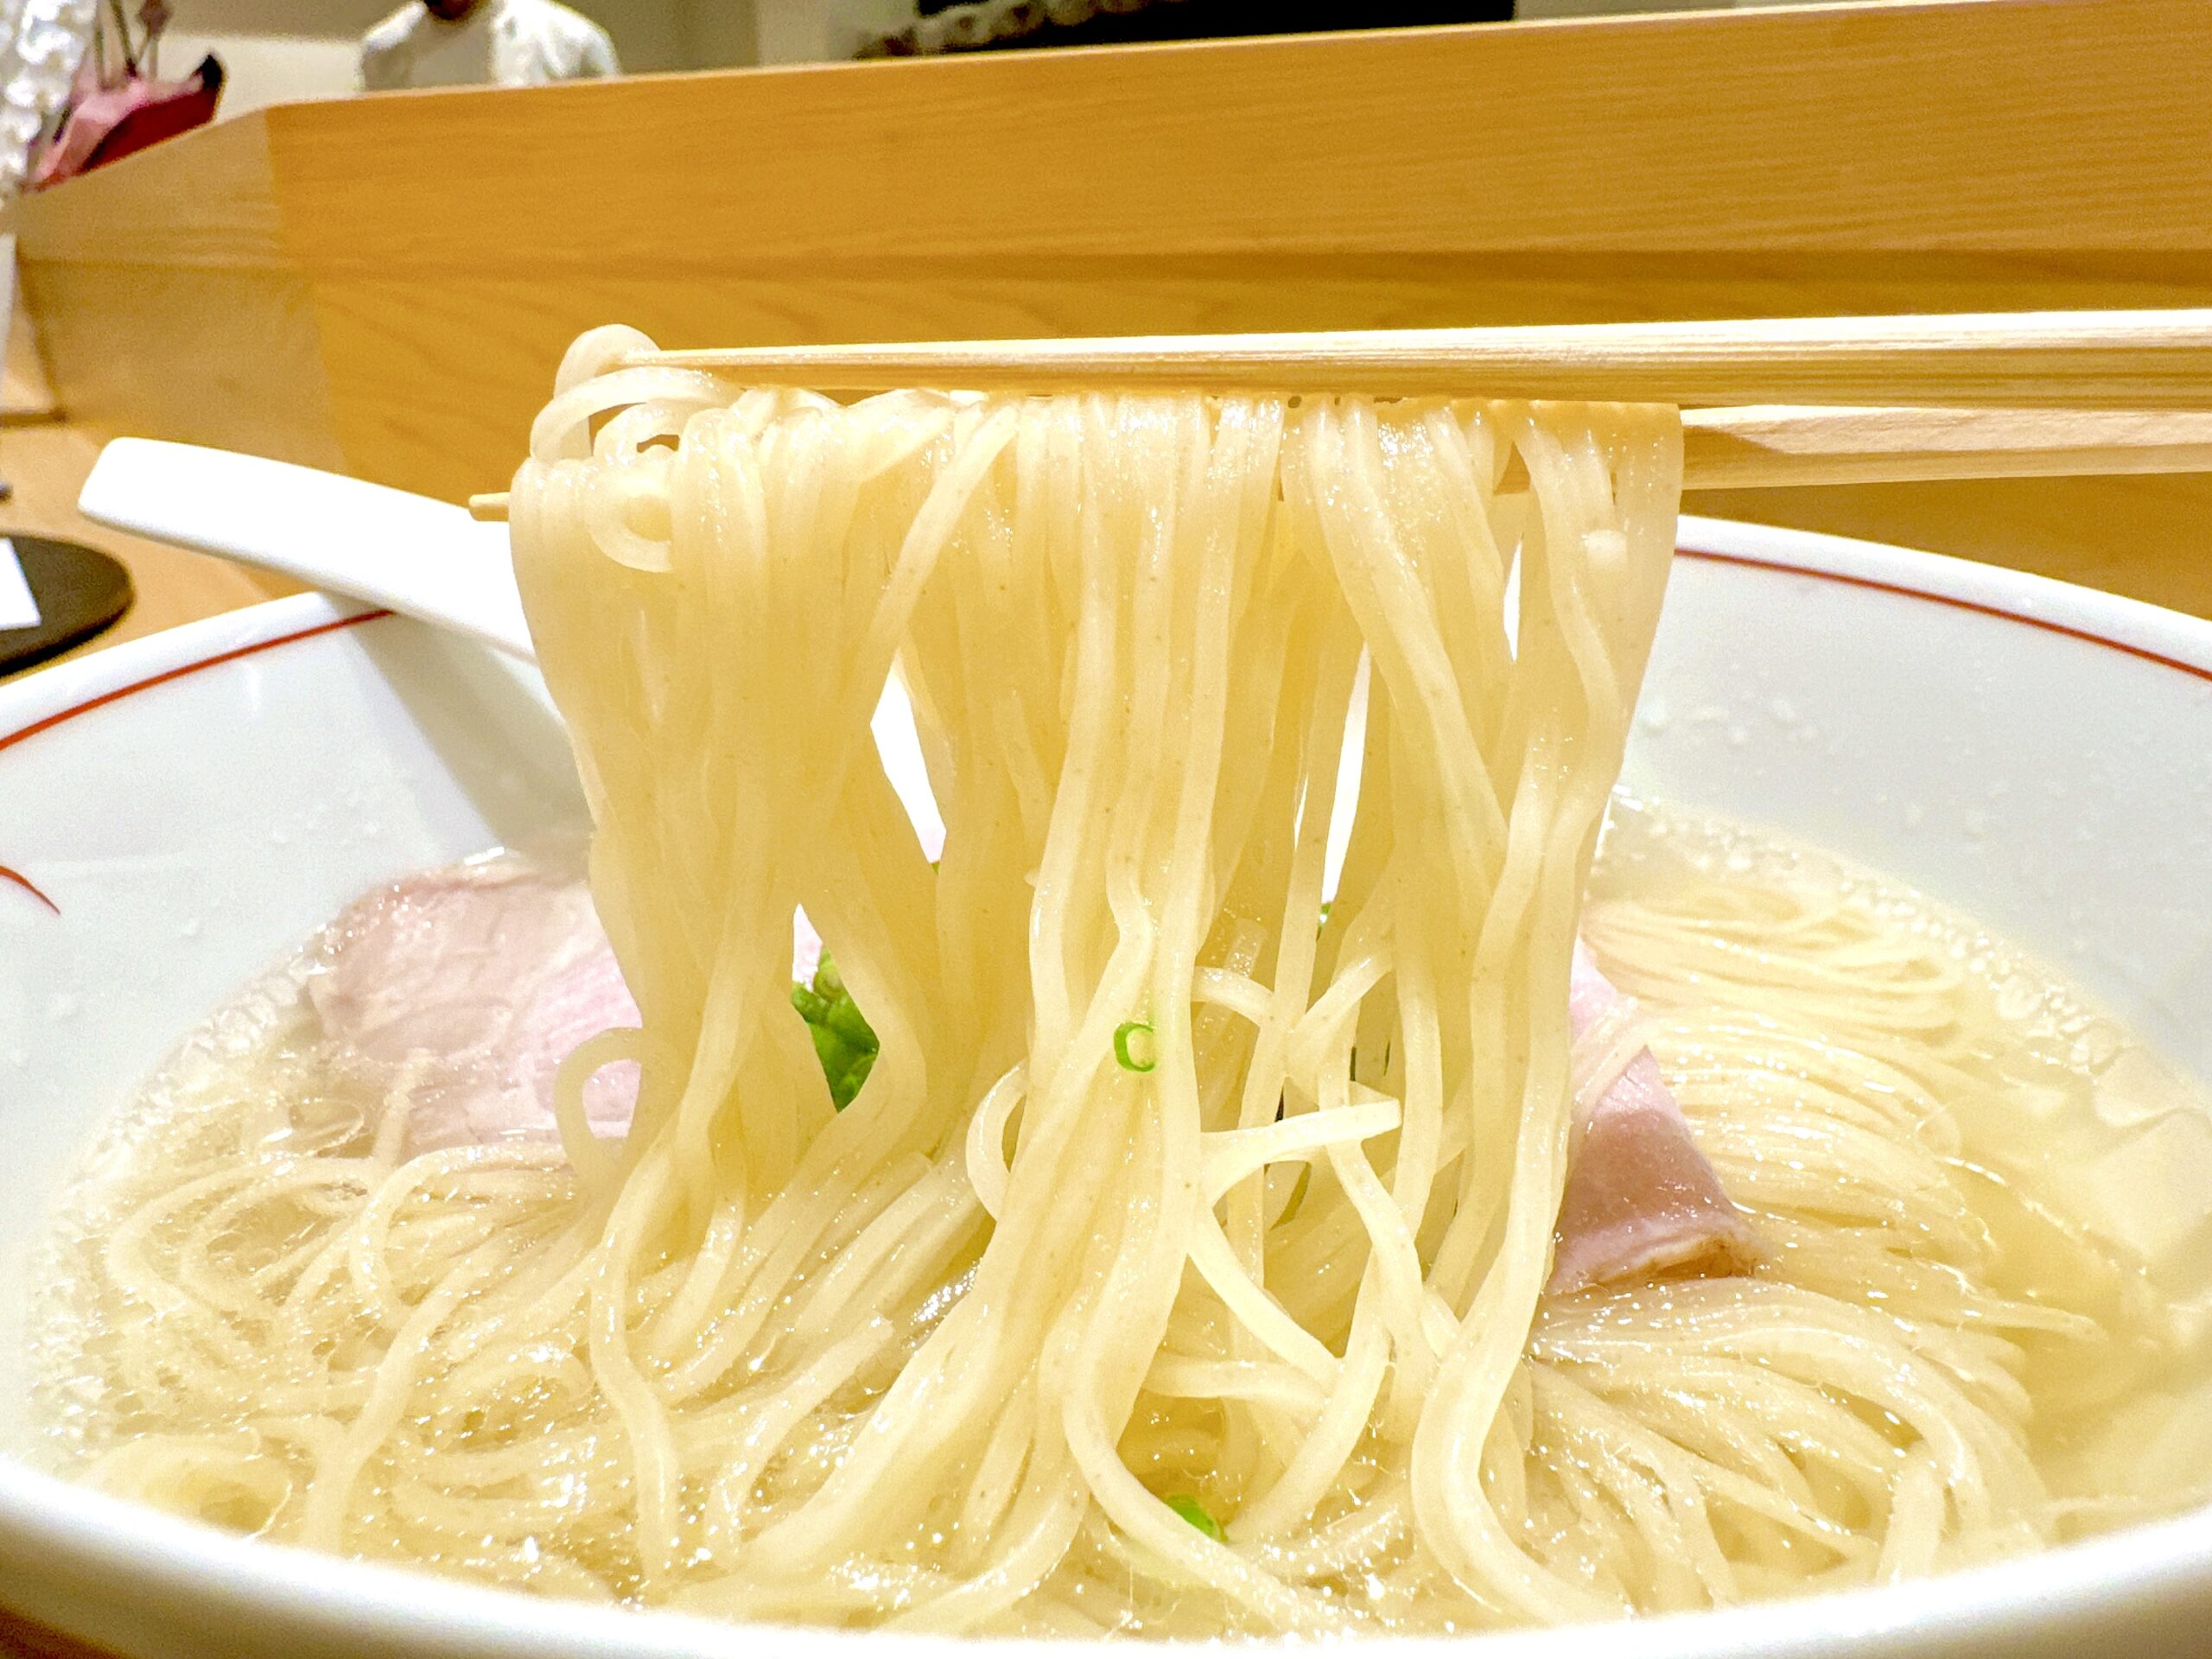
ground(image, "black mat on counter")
xmin=0 ymin=537 xmax=133 ymax=677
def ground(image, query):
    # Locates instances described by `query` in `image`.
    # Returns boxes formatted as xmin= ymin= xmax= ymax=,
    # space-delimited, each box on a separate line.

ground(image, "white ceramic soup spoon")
xmin=76 ymin=436 xmax=948 ymax=853
xmin=79 ymin=437 xmax=534 ymax=658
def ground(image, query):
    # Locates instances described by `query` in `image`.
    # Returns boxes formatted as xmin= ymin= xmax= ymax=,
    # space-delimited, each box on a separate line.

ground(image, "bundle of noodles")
xmin=48 ymin=325 xmax=2156 ymax=1637
xmin=501 ymin=323 xmax=1691 ymax=1629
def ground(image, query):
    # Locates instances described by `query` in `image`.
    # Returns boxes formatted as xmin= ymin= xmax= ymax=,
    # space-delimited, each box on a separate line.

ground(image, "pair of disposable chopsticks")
xmin=467 ymin=309 xmax=2212 ymax=519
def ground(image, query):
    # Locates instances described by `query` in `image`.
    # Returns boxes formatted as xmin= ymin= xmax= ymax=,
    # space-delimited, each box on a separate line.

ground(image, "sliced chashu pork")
xmin=310 ymin=862 xmax=1758 ymax=1290
xmin=1546 ymin=940 xmax=1761 ymax=1294
xmin=308 ymin=861 xmax=639 ymax=1154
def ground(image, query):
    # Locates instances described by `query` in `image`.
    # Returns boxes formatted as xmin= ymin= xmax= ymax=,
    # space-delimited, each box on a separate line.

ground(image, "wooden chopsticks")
xmin=467 ymin=405 xmax=2212 ymax=520
xmin=629 ymin=311 xmax=2212 ymax=409
xmin=1675 ymin=405 xmax=2212 ymax=489
xmin=464 ymin=311 xmax=2212 ymax=519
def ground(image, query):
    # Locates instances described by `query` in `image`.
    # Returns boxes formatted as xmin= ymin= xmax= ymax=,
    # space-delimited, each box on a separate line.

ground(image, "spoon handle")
xmin=79 ymin=439 xmax=535 ymax=661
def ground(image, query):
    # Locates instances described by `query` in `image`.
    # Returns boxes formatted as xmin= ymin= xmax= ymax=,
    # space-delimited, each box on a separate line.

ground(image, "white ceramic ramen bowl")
xmin=2 ymin=517 xmax=2209 ymax=1659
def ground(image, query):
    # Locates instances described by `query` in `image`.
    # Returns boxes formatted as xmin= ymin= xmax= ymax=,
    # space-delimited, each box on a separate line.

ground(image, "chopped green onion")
xmin=791 ymin=953 xmax=879 ymax=1110
xmin=837 ymin=1048 xmax=875 ymax=1106
xmin=806 ymin=1020 xmax=849 ymax=1076
xmin=1114 ymin=1019 xmax=1157 ymax=1074
xmin=1165 ymin=1493 xmax=1224 ymax=1541
xmin=826 ymin=997 xmax=875 ymax=1049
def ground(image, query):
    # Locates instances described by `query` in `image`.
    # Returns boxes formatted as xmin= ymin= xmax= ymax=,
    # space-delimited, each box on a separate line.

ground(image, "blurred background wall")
xmin=158 ymin=0 xmax=758 ymax=113
xmin=156 ymin=0 xmax=1874 ymax=116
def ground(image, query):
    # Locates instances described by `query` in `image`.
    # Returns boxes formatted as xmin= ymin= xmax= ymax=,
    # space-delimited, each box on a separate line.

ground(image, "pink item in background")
xmin=27 ymin=0 xmax=220 ymax=191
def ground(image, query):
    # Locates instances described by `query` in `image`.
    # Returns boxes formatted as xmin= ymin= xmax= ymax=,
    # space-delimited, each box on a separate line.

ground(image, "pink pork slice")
xmin=308 ymin=861 xmax=640 ymax=1155
xmin=309 ymin=859 xmax=1760 ymax=1300
xmin=1547 ymin=941 xmax=1761 ymax=1295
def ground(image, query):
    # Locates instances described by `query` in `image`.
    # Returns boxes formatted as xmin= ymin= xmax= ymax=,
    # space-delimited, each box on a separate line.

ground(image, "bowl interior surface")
xmin=1 ymin=517 xmax=2209 ymax=1658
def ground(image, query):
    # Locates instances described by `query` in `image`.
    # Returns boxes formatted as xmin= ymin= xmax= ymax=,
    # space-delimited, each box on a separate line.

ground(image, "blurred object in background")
xmin=359 ymin=0 xmax=619 ymax=90
xmin=861 ymin=0 xmax=1509 ymax=54
xmin=29 ymin=0 xmax=1903 ymax=111
xmin=0 ymin=1 xmax=92 ymax=195
xmin=27 ymin=1 xmax=223 ymax=191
